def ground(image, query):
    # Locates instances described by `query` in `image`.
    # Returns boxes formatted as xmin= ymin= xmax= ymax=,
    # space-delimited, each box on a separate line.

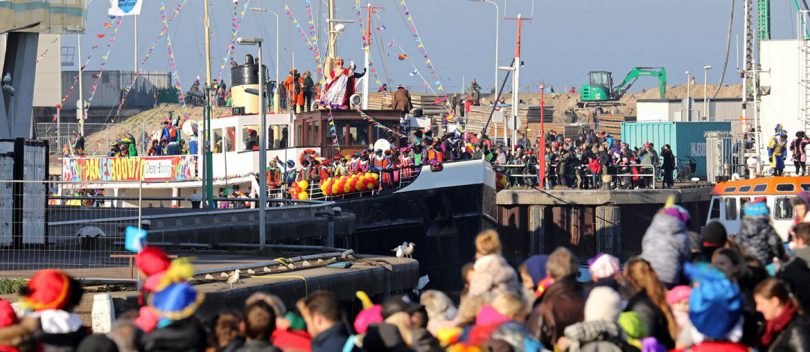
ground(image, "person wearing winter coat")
xmin=558 ymin=287 xmax=638 ymax=352
xmin=754 ymin=278 xmax=810 ymax=351
xmin=467 ymin=230 xmax=522 ymax=300
xmin=640 ymin=203 xmax=691 ymax=287
xmin=778 ymin=222 xmax=810 ymax=316
xmin=528 ymin=247 xmax=585 ymax=348
xmin=661 ymin=144 xmax=675 ymax=188
xmin=673 ymin=263 xmax=751 ymax=352
xmin=736 ymin=199 xmax=786 ymax=268
xmin=623 ymin=258 xmax=677 ymax=349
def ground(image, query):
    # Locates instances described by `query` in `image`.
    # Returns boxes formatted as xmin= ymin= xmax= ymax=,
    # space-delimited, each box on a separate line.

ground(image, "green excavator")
xmin=579 ymin=67 xmax=667 ymax=106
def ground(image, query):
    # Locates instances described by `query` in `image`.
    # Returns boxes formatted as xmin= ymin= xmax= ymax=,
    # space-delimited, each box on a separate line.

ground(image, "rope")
xmin=712 ymin=0 xmax=735 ymax=98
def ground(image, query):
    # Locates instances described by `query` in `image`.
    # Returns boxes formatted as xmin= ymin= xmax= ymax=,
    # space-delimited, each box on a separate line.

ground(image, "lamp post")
xmin=685 ymin=70 xmax=692 ymax=121
xmin=237 ymin=37 xmax=267 ymax=249
xmin=250 ymin=8 xmax=280 ymax=114
xmin=469 ymin=0 xmax=499 ymax=95
xmin=539 ymin=84 xmax=545 ymax=189
xmin=703 ymin=65 xmax=712 ymax=120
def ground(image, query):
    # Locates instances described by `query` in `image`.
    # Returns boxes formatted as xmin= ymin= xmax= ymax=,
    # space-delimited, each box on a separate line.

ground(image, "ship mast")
xmin=204 ymin=0 xmax=212 ymax=86
xmin=326 ymin=0 xmax=336 ymax=79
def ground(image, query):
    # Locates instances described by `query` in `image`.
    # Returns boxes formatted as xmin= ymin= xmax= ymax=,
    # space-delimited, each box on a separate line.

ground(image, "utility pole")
xmin=363 ymin=3 xmax=371 ymax=109
xmin=77 ymin=33 xmax=85 ymax=136
xmin=505 ymin=14 xmax=530 ymax=147
xmin=203 ymin=0 xmax=214 ymax=207
xmin=539 ymin=84 xmax=545 ymax=189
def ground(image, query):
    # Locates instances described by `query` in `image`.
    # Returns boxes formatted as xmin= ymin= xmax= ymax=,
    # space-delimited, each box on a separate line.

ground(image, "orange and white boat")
xmin=707 ymin=176 xmax=810 ymax=241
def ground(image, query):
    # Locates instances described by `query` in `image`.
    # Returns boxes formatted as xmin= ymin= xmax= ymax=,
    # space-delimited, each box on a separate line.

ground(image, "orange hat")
xmin=21 ymin=269 xmax=73 ymax=311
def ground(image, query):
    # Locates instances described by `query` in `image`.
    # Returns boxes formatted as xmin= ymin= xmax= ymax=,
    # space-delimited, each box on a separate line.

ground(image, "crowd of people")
xmin=5 ymin=191 xmax=810 ymax=351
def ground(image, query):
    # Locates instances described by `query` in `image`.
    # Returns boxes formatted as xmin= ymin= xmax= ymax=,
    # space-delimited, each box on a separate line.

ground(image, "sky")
xmin=60 ymin=0 xmax=803 ymax=94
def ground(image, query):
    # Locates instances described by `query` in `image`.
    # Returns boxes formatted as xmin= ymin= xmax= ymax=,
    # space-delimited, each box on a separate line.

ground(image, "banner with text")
xmin=62 ymin=156 xmax=197 ymax=182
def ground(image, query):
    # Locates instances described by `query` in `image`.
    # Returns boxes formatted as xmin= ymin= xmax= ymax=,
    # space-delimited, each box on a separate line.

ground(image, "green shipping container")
xmin=620 ymin=121 xmax=731 ymax=179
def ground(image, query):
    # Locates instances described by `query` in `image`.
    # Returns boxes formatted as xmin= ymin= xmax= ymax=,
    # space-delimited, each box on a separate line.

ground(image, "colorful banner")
xmin=62 ymin=156 xmax=198 ymax=182
xmin=283 ymin=2 xmax=322 ymax=77
xmin=217 ymin=0 xmax=252 ymax=82
xmin=111 ymin=0 xmax=189 ymax=123
xmin=159 ymin=0 xmax=187 ymax=111
xmin=108 ymin=0 xmax=144 ymax=16
xmin=86 ymin=17 xmax=124 ymax=108
xmin=397 ymin=0 xmax=448 ymax=100
xmin=351 ymin=0 xmax=384 ymax=89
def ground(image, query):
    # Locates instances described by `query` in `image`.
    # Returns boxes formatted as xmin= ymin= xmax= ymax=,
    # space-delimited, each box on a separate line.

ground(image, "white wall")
xmin=637 ymin=101 xmax=674 ymax=122
xmin=760 ymin=40 xmax=802 ymax=161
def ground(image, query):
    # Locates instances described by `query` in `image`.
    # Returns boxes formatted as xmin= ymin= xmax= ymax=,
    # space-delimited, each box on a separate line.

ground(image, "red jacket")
xmin=272 ymin=328 xmax=311 ymax=352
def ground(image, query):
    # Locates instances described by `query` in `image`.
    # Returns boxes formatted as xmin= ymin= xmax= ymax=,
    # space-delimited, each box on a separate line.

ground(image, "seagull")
xmin=204 ymin=274 xmax=214 ymax=280
xmin=317 ymin=259 xmax=324 ymax=264
xmin=220 ymin=272 xmax=229 ymax=278
xmin=392 ymin=242 xmax=408 ymax=258
xmin=225 ymin=269 xmax=240 ymax=288
xmin=247 ymin=268 xmax=255 ymax=275
xmin=263 ymin=266 xmax=272 ymax=273
xmin=403 ymin=242 xmax=415 ymax=258
xmin=302 ymin=260 xmax=311 ymax=267
xmin=2 ymin=73 xmax=14 ymax=96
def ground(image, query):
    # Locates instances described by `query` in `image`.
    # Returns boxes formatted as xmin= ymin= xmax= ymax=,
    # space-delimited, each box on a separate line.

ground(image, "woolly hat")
xmin=150 ymin=282 xmax=204 ymax=321
xmin=584 ymin=287 xmax=621 ymax=322
xmin=617 ymin=311 xmax=646 ymax=340
xmin=743 ymin=198 xmax=770 ymax=217
xmin=662 ymin=205 xmax=691 ymax=225
xmin=685 ymin=263 xmax=742 ymax=340
xmin=587 ymin=253 xmax=620 ymax=280
xmin=0 ymin=299 xmax=17 ymax=328
xmin=702 ymin=221 xmax=728 ymax=248
xmin=796 ymin=191 xmax=810 ymax=207
xmin=521 ymin=255 xmax=548 ymax=288
xmin=135 ymin=247 xmax=172 ymax=277
xmin=665 ymin=285 xmax=692 ymax=305
xmin=354 ymin=305 xmax=383 ymax=334
xmin=21 ymin=269 xmax=75 ymax=311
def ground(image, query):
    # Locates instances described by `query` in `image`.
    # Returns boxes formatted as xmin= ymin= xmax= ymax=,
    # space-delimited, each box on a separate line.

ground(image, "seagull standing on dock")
xmin=225 ymin=269 xmax=241 ymax=288
xmin=392 ymin=242 xmax=407 ymax=258
xmin=404 ymin=242 xmax=415 ymax=258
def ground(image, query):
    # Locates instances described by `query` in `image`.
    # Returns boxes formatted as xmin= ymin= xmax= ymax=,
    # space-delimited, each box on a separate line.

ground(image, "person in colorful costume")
xmin=320 ymin=57 xmax=366 ymax=110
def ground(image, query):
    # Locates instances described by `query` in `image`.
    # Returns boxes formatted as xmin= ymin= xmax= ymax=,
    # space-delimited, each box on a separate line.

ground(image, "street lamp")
xmin=250 ymin=8 xmax=280 ymax=114
xmin=237 ymin=36 xmax=267 ymax=250
xmin=685 ymin=70 xmax=691 ymax=121
xmin=469 ymin=0 xmax=499 ymax=93
xmin=703 ymin=65 xmax=712 ymax=120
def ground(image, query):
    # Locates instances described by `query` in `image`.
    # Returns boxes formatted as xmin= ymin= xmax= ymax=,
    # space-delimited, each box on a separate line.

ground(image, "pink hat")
xmin=475 ymin=305 xmax=509 ymax=326
xmin=665 ymin=285 xmax=692 ymax=305
xmin=588 ymin=253 xmax=620 ymax=279
xmin=354 ymin=305 xmax=383 ymax=334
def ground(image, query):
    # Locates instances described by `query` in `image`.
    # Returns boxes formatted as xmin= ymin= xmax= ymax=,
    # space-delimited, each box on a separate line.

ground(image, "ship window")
xmin=802 ymin=184 xmax=810 ymax=191
xmin=213 ymin=129 xmax=224 ymax=153
xmin=709 ymin=198 xmax=721 ymax=220
xmin=740 ymin=197 xmax=750 ymax=218
xmin=268 ymin=125 xmax=288 ymax=150
xmin=776 ymin=184 xmax=795 ymax=192
xmin=753 ymin=184 xmax=767 ymax=192
xmin=739 ymin=185 xmax=752 ymax=192
xmin=242 ymin=125 xmax=259 ymax=151
xmin=724 ymin=187 xmax=736 ymax=193
xmin=725 ymin=198 xmax=737 ymax=220
xmin=774 ymin=197 xmax=793 ymax=220
xmin=348 ymin=120 xmax=370 ymax=147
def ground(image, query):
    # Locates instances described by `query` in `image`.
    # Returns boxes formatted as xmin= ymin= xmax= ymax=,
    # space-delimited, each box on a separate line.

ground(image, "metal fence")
xmin=0 ymin=179 xmax=338 ymax=275
xmin=36 ymin=122 xmax=152 ymax=156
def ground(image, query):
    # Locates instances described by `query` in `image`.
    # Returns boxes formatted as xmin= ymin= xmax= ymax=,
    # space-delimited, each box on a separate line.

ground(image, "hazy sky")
xmin=61 ymin=0 xmax=802 ymax=93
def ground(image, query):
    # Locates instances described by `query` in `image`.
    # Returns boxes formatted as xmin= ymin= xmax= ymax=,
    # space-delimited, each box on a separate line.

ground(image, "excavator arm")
xmin=613 ymin=67 xmax=667 ymax=99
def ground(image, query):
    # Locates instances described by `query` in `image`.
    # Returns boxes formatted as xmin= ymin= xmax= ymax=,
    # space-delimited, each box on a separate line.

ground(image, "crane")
xmin=579 ymin=67 xmax=667 ymax=106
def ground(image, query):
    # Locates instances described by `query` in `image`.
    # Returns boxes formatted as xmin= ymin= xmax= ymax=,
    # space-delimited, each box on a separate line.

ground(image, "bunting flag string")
xmin=283 ymin=2 xmax=323 ymax=78
xmin=216 ymin=0 xmax=251 ymax=83
xmin=355 ymin=108 xmax=403 ymax=137
xmin=327 ymin=108 xmax=340 ymax=151
xmin=58 ymin=18 xmax=119 ymax=112
xmin=396 ymin=0 xmax=448 ymax=100
xmin=110 ymin=0 xmax=190 ymax=123
xmin=86 ymin=17 xmax=124 ymax=108
xmin=35 ymin=36 xmax=61 ymax=64
xmin=351 ymin=0 xmax=384 ymax=90
xmin=160 ymin=0 xmax=188 ymax=113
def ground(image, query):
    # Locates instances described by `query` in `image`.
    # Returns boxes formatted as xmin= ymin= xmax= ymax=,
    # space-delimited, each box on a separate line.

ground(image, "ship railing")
xmin=294 ymin=164 xmax=425 ymax=201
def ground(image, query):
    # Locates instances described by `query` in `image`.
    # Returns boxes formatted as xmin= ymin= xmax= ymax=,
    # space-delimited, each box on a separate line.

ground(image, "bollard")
xmin=91 ymin=293 xmax=115 ymax=333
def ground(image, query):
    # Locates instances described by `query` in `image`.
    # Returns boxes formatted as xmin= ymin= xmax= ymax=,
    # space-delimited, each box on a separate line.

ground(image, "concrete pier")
xmin=496 ymin=185 xmax=714 ymax=261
